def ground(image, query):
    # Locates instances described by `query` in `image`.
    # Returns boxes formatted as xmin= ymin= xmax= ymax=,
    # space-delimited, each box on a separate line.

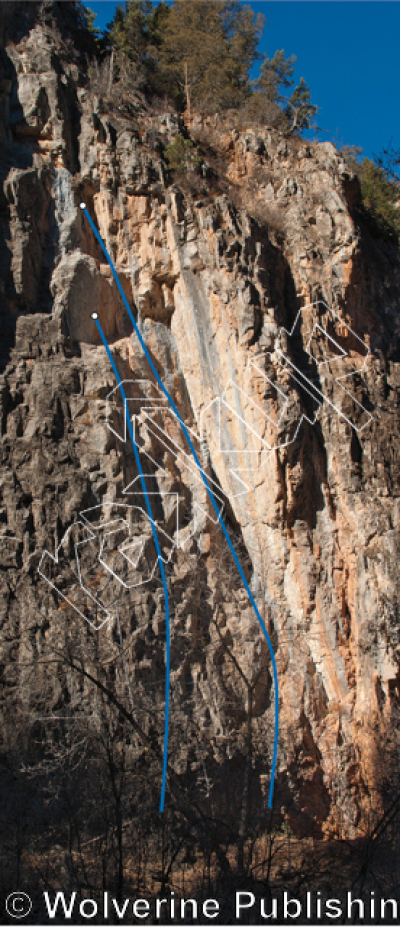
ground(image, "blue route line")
xmin=81 ymin=204 xmax=279 ymax=809
xmin=91 ymin=315 xmax=170 ymax=814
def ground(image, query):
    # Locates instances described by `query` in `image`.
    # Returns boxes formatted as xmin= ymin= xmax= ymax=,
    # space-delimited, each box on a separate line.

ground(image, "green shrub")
xmin=342 ymin=148 xmax=400 ymax=244
xmin=164 ymin=134 xmax=201 ymax=173
xmin=357 ymin=158 xmax=400 ymax=243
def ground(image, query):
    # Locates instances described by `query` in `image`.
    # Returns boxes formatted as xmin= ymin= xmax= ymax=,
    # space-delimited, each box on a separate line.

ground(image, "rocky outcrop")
xmin=1 ymin=1 xmax=400 ymax=845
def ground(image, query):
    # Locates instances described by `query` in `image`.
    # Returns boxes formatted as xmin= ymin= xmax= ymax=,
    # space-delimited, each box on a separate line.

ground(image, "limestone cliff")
xmin=1 ymin=0 xmax=400 ymax=857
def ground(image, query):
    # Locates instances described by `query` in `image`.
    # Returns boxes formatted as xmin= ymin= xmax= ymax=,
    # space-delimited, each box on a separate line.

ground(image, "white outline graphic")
xmin=38 ymin=300 xmax=373 ymax=628
xmin=266 ymin=301 xmax=373 ymax=434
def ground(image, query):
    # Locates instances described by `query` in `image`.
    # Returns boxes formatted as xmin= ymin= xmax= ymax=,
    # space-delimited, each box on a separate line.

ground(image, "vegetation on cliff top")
xmin=80 ymin=0 xmax=400 ymax=245
xmin=84 ymin=0 xmax=317 ymax=136
xmin=343 ymin=145 xmax=400 ymax=245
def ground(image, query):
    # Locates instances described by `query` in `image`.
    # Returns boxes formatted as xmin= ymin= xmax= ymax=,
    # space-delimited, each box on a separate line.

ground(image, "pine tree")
xmin=157 ymin=0 xmax=264 ymax=115
xmin=251 ymin=49 xmax=317 ymax=133
xmin=83 ymin=6 xmax=100 ymax=37
xmin=256 ymin=49 xmax=296 ymax=106
xmin=104 ymin=0 xmax=170 ymax=91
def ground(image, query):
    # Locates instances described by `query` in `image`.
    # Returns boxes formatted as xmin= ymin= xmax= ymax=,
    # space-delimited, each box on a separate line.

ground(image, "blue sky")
xmin=83 ymin=1 xmax=400 ymax=163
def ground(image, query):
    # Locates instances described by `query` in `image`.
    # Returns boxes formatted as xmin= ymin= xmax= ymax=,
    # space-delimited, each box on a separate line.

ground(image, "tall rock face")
xmin=1 ymin=1 xmax=400 ymax=846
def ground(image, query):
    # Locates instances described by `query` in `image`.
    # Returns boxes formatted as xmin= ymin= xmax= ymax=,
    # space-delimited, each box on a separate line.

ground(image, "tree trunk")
xmin=184 ymin=62 xmax=191 ymax=125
